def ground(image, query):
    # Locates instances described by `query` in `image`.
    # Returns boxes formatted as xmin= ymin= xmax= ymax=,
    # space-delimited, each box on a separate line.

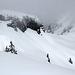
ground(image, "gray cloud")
xmin=0 ymin=0 xmax=75 ymax=24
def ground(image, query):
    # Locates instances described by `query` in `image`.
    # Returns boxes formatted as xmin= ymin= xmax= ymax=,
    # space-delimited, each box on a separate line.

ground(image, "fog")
xmin=0 ymin=0 xmax=75 ymax=25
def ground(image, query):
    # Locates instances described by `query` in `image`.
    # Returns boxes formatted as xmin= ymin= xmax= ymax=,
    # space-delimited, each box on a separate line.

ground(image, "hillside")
xmin=0 ymin=20 xmax=75 ymax=70
xmin=0 ymin=51 xmax=75 ymax=75
xmin=47 ymin=14 xmax=75 ymax=35
xmin=0 ymin=10 xmax=75 ymax=75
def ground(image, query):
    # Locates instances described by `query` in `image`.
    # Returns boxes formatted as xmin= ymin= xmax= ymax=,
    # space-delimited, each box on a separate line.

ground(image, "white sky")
xmin=0 ymin=0 xmax=75 ymax=25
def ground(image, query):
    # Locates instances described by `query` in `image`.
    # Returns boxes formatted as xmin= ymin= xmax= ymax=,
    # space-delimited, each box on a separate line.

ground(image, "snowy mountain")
xmin=0 ymin=10 xmax=75 ymax=75
xmin=55 ymin=15 xmax=75 ymax=35
xmin=0 ymin=9 xmax=40 ymax=23
xmin=48 ymin=14 xmax=75 ymax=35
xmin=0 ymin=9 xmax=43 ymax=32
xmin=0 ymin=20 xmax=75 ymax=68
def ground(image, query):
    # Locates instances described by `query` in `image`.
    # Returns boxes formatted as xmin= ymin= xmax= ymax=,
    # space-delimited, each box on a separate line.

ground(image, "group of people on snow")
xmin=5 ymin=41 xmax=17 ymax=54
xmin=46 ymin=53 xmax=73 ymax=64
xmin=5 ymin=41 xmax=73 ymax=64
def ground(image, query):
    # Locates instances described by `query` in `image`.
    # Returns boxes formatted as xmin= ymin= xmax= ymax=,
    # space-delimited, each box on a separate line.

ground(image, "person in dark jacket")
xmin=9 ymin=41 xmax=15 ymax=53
xmin=69 ymin=58 xmax=73 ymax=64
xmin=47 ymin=53 xmax=50 ymax=63
xmin=5 ymin=46 xmax=9 ymax=52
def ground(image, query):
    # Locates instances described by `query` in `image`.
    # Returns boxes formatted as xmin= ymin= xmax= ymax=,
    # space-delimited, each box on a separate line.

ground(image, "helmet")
xmin=10 ymin=41 xmax=12 ymax=44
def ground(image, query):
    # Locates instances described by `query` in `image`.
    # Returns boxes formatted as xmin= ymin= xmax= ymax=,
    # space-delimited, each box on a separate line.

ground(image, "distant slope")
xmin=54 ymin=14 xmax=75 ymax=34
xmin=0 ymin=9 xmax=40 ymax=23
xmin=47 ymin=14 xmax=75 ymax=35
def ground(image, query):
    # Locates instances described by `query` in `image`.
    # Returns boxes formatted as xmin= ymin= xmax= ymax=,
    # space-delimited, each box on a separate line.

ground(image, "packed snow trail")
xmin=0 ymin=21 xmax=75 ymax=70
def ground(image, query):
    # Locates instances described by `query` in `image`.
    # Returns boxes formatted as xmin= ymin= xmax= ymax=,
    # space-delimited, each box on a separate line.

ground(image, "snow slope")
xmin=0 ymin=20 xmax=75 ymax=72
xmin=0 ymin=52 xmax=75 ymax=75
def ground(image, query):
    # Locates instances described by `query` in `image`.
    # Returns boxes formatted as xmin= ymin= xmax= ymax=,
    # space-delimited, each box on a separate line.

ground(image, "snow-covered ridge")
xmin=54 ymin=14 xmax=75 ymax=34
xmin=0 ymin=9 xmax=40 ymax=23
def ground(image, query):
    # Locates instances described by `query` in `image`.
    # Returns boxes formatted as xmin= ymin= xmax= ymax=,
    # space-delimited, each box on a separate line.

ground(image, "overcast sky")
xmin=0 ymin=0 xmax=75 ymax=24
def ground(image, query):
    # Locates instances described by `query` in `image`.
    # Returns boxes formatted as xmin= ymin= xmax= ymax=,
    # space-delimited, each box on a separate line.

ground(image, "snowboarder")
xmin=69 ymin=58 xmax=73 ymax=64
xmin=47 ymin=53 xmax=50 ymax=63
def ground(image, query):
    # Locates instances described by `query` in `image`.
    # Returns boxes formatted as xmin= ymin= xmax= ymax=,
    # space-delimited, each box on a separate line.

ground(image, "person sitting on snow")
xmin=5 ymin=46 xmax=9 ymax=52
xmin=69 ymin=58 xmax=73 ymax=64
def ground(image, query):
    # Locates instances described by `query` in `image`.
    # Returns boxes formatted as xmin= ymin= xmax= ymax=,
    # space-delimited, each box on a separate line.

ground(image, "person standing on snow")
xmin=9 ymin=41 xmax=15 ymax=53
